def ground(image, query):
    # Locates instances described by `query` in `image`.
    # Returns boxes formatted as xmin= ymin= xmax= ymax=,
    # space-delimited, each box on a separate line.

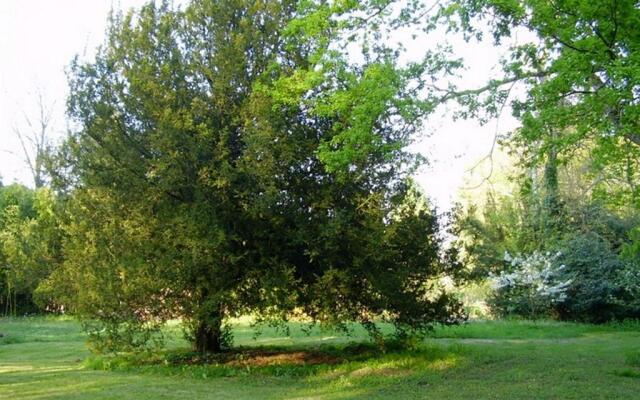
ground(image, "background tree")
xmin=440 ymin=0 xmax=640 ymax=205
xmin=12 ymin=91 xmax=56 ymax=189
xmin=452 ymin=144 xmax=640 ymax=321
xmin=0 ymin=185 xmax=62 ymax=315
xmin=0 ymin=184 xmax=35 ymax=315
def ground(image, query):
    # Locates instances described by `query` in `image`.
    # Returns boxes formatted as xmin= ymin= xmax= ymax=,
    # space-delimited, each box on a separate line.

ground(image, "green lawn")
xmin=1 ymin=317 xmax=639 ymax=399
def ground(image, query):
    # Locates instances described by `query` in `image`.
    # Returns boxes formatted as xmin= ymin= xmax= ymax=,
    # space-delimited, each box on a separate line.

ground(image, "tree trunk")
xmin=542 ymin=134 xmax=561 ymax=236
xmin=543 ymin=143 xmax=559 ymax=211
xmin=194 ymin=309 xmax=224 ymax=353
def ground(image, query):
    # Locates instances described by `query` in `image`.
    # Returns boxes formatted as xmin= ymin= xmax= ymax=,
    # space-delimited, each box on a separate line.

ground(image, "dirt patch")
xmin=166 ymin=349 xmax=343 ymax=367
xmin=227 ymin=350 xmax=342 ymax=367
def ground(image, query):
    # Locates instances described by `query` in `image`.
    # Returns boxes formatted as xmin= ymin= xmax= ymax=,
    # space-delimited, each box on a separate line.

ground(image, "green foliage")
xmin=268 ymin=0 xmax=464 ymax=181
xmin=622 ymin=226 xmax=640 ymax=265
xmin=468 ymin=200 xmax=640 ymax=322
xmin=620 ymin=229 xmax=640 ymax=314
xmin=82 ymin=319 xmax=164 ymax=354
xmin=445 ymin=0 xmax=640 ymax=205
xmin=0 ymin=185 xmax=35 ymax=315
xmin=552 ymin=232 xmax=640 ymax=323
xmin=0 ymin=184 xmax=36 ymax=220
xmin=0 ymin=185 xmax=62 ymax=315
xmin=454 ymin=148 xmax=640 ymax=322
xmin=451 ymin=191 xmax=539 ymax=279
xmin=52 ymin=0 xmax=465 ymax=353
xmin=428 ymin=0 xmax=640 ymax=323
xmin=46 ymin=188 xmax=178 ymax=350
xmin=459 ymin=195 xmax=640 ymax=322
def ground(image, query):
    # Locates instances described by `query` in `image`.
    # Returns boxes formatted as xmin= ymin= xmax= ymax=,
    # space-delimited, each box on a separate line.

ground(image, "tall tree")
xmin=443 ymin=0 xmax=640 ymax=206
xmin=13 ymin=91 xmax=56 ymax=188
xmin=52 ymin=0 xmax=463 ymax=353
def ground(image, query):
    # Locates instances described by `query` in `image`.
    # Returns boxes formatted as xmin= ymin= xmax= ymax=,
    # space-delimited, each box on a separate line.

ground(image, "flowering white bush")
xmin=489 ymin=251 xmax=572 ymax=318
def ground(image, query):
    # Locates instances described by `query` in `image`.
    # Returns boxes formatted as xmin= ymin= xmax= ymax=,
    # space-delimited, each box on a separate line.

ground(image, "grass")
xmin=1 ymin=317 xmax=639 ymax=399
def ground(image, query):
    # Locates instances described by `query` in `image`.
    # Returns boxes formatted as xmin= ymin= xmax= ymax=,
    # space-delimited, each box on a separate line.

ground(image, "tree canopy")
xmin=49 ymin=0 xmax=464 ymax=352
xmin=442 ymin=0 xmax=640 ymax=205
xmin=3 ymin=0 xmax=638 ymax=348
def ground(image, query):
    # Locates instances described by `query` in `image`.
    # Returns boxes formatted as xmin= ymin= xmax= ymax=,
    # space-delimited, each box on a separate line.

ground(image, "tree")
xmin=295 ymin=0 xmax=640 ymax=322
xmin=0 ymin=185 xmax=61 ymax=315
xmin=441 ymin=0 xmax=640 ymax=206
xmin=0 ymin=184 xmax=35 ymax=315
xmin=13 ymin=91 xmax=56 ymax=189
xmin=52 ymin=0 xmax=463 ymax=353
xmin=279 ymin=1 xmax=640 ymax=208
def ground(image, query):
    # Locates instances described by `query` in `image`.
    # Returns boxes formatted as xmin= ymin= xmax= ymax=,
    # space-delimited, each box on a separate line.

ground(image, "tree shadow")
xmin=89 ymin=339 xmax=468 ymax=382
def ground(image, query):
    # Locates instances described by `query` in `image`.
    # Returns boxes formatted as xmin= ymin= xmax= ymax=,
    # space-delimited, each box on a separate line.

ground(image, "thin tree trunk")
xmin=543 ymin=141 xmax=560 ymax=216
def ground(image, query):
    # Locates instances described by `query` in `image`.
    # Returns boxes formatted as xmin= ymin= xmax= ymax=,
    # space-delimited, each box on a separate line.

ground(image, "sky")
xmin=0 ymin=0 xmax=522 ymax=210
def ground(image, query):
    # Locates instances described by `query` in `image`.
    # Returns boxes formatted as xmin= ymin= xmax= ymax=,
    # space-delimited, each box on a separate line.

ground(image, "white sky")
xmin=0 ymin=0 xmax=523 ymax=210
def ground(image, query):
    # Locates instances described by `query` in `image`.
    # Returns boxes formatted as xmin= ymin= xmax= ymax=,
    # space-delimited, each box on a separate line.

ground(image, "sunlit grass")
xmin=1 ymin=316 xmax=639 ymax=399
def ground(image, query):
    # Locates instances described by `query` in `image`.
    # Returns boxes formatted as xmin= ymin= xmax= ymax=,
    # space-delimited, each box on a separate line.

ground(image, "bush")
xmin=488 ymin=251 xmax=571 ymax=319
xmin=489 ymin=234 xmax=640 ymax=322
xmin=611 ymin=260 xmax=640 ymax=320
xmin=554 ymin=233 xmax=638 ymax=323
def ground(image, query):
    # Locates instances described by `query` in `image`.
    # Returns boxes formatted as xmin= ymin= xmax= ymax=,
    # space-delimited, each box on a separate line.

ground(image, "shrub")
xmin=611 ymin=258 xmax=640 ymax=320
xmin=489 ymin=251 xmax=571 ymax=319
xmin=554 ymin=233 xmax=637 ymax=323
xmin=489 ymin=233 xmax=640 ymax=323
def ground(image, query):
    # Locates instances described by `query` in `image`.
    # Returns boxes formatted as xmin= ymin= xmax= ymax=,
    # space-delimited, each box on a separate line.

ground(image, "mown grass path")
xmin=1 ymin=317 xmax=639 ymax=399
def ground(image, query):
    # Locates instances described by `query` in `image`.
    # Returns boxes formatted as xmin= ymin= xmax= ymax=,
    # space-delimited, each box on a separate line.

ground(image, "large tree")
xmin=52 ymin=0 xmax=463 ymax=353
xmin=441 ymin=0 xmax=640 ymax=206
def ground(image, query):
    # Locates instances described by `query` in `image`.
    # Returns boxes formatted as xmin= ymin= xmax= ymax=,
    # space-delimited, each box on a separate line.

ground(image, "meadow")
xmin=1 ymin=317 xmax=639 ymax=399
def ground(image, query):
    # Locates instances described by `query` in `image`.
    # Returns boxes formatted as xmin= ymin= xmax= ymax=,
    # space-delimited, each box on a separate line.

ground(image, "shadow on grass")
xmin=5 ymin=317 xmax=640 ymax=399
xmin=85 ymin=340 xmax=469 ymax=381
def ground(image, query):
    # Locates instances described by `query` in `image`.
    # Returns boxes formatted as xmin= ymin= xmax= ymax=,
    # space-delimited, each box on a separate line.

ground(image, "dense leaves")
xmin=454 ymin=152 xmax=640 ymax=321
xmin=444 ymin=0 xmax=640 ymax=205
xmin=50 ymin=0 xmax=464 ymax=353
xmin=4 ymin=0 xmax=639 ymax=348
xmin=0 ymin=184 xmax=62 ymax=315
